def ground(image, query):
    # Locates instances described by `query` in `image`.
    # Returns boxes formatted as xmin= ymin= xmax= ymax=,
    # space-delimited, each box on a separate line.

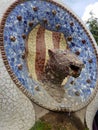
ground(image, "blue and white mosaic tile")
xmin=3 ymin=0 xmax=98 ymax=111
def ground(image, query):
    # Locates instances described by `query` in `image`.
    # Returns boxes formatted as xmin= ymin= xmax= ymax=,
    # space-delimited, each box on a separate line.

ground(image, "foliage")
xmin=30 ymin=120 xmax=67 ymax=130
xmin=30 ymin=120 xmax=88 ymax=130
xmin=84 ymin=128 xmax=89 ymax=130
xmin=86 ymin=12 xmax=98 ymax=45
xmin=30 ymin=120 xmax=52 ymax=130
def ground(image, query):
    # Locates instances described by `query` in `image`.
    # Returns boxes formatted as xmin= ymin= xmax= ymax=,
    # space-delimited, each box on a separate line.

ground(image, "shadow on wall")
xmin=93 ymin=111 xmax=98 ymax=130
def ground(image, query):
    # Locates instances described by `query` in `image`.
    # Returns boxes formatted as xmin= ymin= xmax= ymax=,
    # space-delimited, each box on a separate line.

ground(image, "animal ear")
xmin=48 ymin=49 xmax=55 ymax=59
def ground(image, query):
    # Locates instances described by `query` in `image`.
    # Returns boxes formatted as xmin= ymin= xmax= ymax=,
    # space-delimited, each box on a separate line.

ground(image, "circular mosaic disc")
xmin=0 ymin=0 xmax=98 ymax=112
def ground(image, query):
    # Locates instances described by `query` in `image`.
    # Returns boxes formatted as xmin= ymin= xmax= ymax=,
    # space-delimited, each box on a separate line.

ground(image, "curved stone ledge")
xmin=86 ymin=92 xmax=98 ymax=130
xmin=0 ymin=51 xmax=35 ymax=130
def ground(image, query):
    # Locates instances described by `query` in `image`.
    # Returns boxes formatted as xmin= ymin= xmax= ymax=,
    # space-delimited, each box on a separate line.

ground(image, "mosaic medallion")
xmin=0 ymin=0 xmax=98 ymax=112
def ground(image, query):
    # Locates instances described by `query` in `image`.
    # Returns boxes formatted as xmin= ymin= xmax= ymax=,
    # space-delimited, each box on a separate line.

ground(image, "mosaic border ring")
xmin=0 ymin=0 xmax=98 ymax=112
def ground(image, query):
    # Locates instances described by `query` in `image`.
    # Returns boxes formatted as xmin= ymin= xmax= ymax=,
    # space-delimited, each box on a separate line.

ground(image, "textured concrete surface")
xmin=0 ymin=51 xmax=35 ymax=130
xmin=74 ymin=108 xmax=87 ymax=124
xmin=0 ymin=0 xmax=16 ymax=21
xmin=0 ymin=1 xmax=36 ymax=130
xmin=86 ymin=92 xmax=98 ymax=130
xmin=33 ymin=103 xmax=49 ymax=120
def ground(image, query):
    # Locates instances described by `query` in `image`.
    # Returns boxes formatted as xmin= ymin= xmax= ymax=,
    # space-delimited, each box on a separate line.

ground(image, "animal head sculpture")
xmin=45 ymin=49 xmax=84 ymax=84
